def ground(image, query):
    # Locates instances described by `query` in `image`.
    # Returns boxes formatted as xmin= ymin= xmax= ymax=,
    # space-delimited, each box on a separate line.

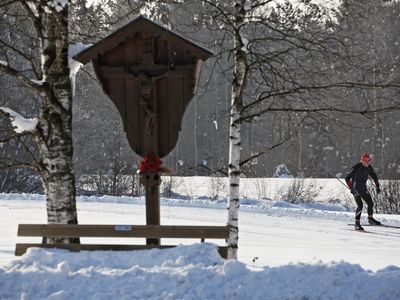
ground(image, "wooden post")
xmin=140 ymin=172 xmax=161 ymax=245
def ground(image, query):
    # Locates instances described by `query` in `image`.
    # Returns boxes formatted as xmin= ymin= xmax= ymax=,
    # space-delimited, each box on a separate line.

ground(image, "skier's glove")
xmin=376 ymin=186 xmax=381 ymax=194
xmin=346 ymin=180 xmax=353 ymax=189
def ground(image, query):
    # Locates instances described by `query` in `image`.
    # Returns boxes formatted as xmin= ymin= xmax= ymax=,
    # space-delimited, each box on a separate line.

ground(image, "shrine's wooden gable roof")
xmin=74 ymin=15 xmax=213 ymax=64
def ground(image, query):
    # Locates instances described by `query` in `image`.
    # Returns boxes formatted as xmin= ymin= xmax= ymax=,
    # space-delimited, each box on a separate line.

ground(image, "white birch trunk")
xmin=36 ymin=4 xmax=78 ymax=238
xmin=1 ymin=2 xmax=78 ymax=241
xmin=227 ymin=0 xmax=247 ymax=260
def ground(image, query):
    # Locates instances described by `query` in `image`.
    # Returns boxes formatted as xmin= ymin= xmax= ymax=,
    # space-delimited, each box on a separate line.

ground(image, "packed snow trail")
xmin=1 ymin=194 xmax=400 ymax=270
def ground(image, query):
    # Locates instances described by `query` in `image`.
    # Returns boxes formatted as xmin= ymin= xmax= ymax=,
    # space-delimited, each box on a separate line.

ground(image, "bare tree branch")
xmin=240 ymin=136 xmax=291 ymax=167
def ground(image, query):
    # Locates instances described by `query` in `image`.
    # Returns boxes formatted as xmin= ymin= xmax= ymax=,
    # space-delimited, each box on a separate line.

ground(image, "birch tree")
xmin=0 ymin=0 xmax=78 ymax=232
xmin=197 ymin=0 xmax=335 ymax=260
xmin=226 ymin=0 xmax=246 ymax=260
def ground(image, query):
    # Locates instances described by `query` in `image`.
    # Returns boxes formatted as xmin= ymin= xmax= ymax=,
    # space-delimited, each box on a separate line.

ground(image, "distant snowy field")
xmin=1 ymin=177 xmax=400 ymax=299
xmin=160 ymin=176 xmax=352 ymax=203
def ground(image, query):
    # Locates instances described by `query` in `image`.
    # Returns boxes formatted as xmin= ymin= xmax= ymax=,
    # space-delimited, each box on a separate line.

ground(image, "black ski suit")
xmin=345 ymin=163 xmax=379 ymax=221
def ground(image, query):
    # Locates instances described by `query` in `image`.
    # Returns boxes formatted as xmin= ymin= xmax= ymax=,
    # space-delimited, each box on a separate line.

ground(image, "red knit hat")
xmin=361 ymin=153 xmax=371 ymax=162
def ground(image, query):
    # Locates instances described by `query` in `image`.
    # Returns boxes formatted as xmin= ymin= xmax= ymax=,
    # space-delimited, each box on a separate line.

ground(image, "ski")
xmin=347 ymin=229 xmax=400 ymax=237
xmin=362 ymin=224 xmax=400 ymax=229
xmin=345 ymin=228 xmax=393 ymax=237
xmin=347 ymin=223 xmax=400 ymax=229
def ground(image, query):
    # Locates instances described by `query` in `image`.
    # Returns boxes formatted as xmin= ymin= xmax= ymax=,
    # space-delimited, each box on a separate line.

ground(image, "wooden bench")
xmin=15 ymin=224 xmax=229 ymax=258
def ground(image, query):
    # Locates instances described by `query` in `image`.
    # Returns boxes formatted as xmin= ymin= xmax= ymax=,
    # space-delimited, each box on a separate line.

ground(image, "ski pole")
xmin=312 ymin=158 xmax=350 ymax=189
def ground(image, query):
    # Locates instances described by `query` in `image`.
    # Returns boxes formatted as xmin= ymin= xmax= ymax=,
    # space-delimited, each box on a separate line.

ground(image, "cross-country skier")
xmin=345 ymin=153 xmax=382 ymax=231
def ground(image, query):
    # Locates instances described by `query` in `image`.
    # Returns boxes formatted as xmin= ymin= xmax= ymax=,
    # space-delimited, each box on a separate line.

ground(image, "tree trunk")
xmin=227 ymin=0 xmax=247 ymax=260
xmin=36 ymin=4 xmax=78 ymax=239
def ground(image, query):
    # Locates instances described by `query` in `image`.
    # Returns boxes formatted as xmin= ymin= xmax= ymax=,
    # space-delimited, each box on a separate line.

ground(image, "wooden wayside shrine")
xmin=74 ymin=15 xmax=212 ymax=158
xmin=16 ymin=16 xmax=228 ymax=257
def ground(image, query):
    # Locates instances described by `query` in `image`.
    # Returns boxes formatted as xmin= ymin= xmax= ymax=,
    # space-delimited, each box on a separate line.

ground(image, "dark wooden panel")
xmin=100 ymin=44 xmax=126 ymax=65
xmin=15 ymin=243 xmax=228 ymax=258
xmin=170 ymin=44 xmax=182 ymax=63
xmin=125 ymin=78 xmax=141 ymax=154
xmin=124 ymin=36 xmax=140 ymax=65
xmin=155 ymin=75 xmax=195 ymax=157
xmin=155 ymin=38 xmax=168 ymax=64
xmin=104 ymin=78 xmax=127 ymax=129
xmin=157 ymin=78 xmax=170 ymax=157
xmin=167 ymin=78 xmax=183 ymax=152
xmin=17 ymin=224 xmax=229 ymax=239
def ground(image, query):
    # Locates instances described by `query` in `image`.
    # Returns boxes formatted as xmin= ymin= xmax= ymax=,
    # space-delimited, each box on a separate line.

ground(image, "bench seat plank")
xmin=17 ymin=224 xmax=229 ymax=239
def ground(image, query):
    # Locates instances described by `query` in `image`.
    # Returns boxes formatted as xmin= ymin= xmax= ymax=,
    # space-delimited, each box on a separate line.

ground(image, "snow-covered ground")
xmin=1 ymin=188 xmax=400 ymax=299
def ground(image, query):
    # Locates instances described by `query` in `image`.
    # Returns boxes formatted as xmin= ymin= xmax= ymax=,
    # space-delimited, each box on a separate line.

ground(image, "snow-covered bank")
xmin=1 ymin=244 xmax=399 ymax=300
